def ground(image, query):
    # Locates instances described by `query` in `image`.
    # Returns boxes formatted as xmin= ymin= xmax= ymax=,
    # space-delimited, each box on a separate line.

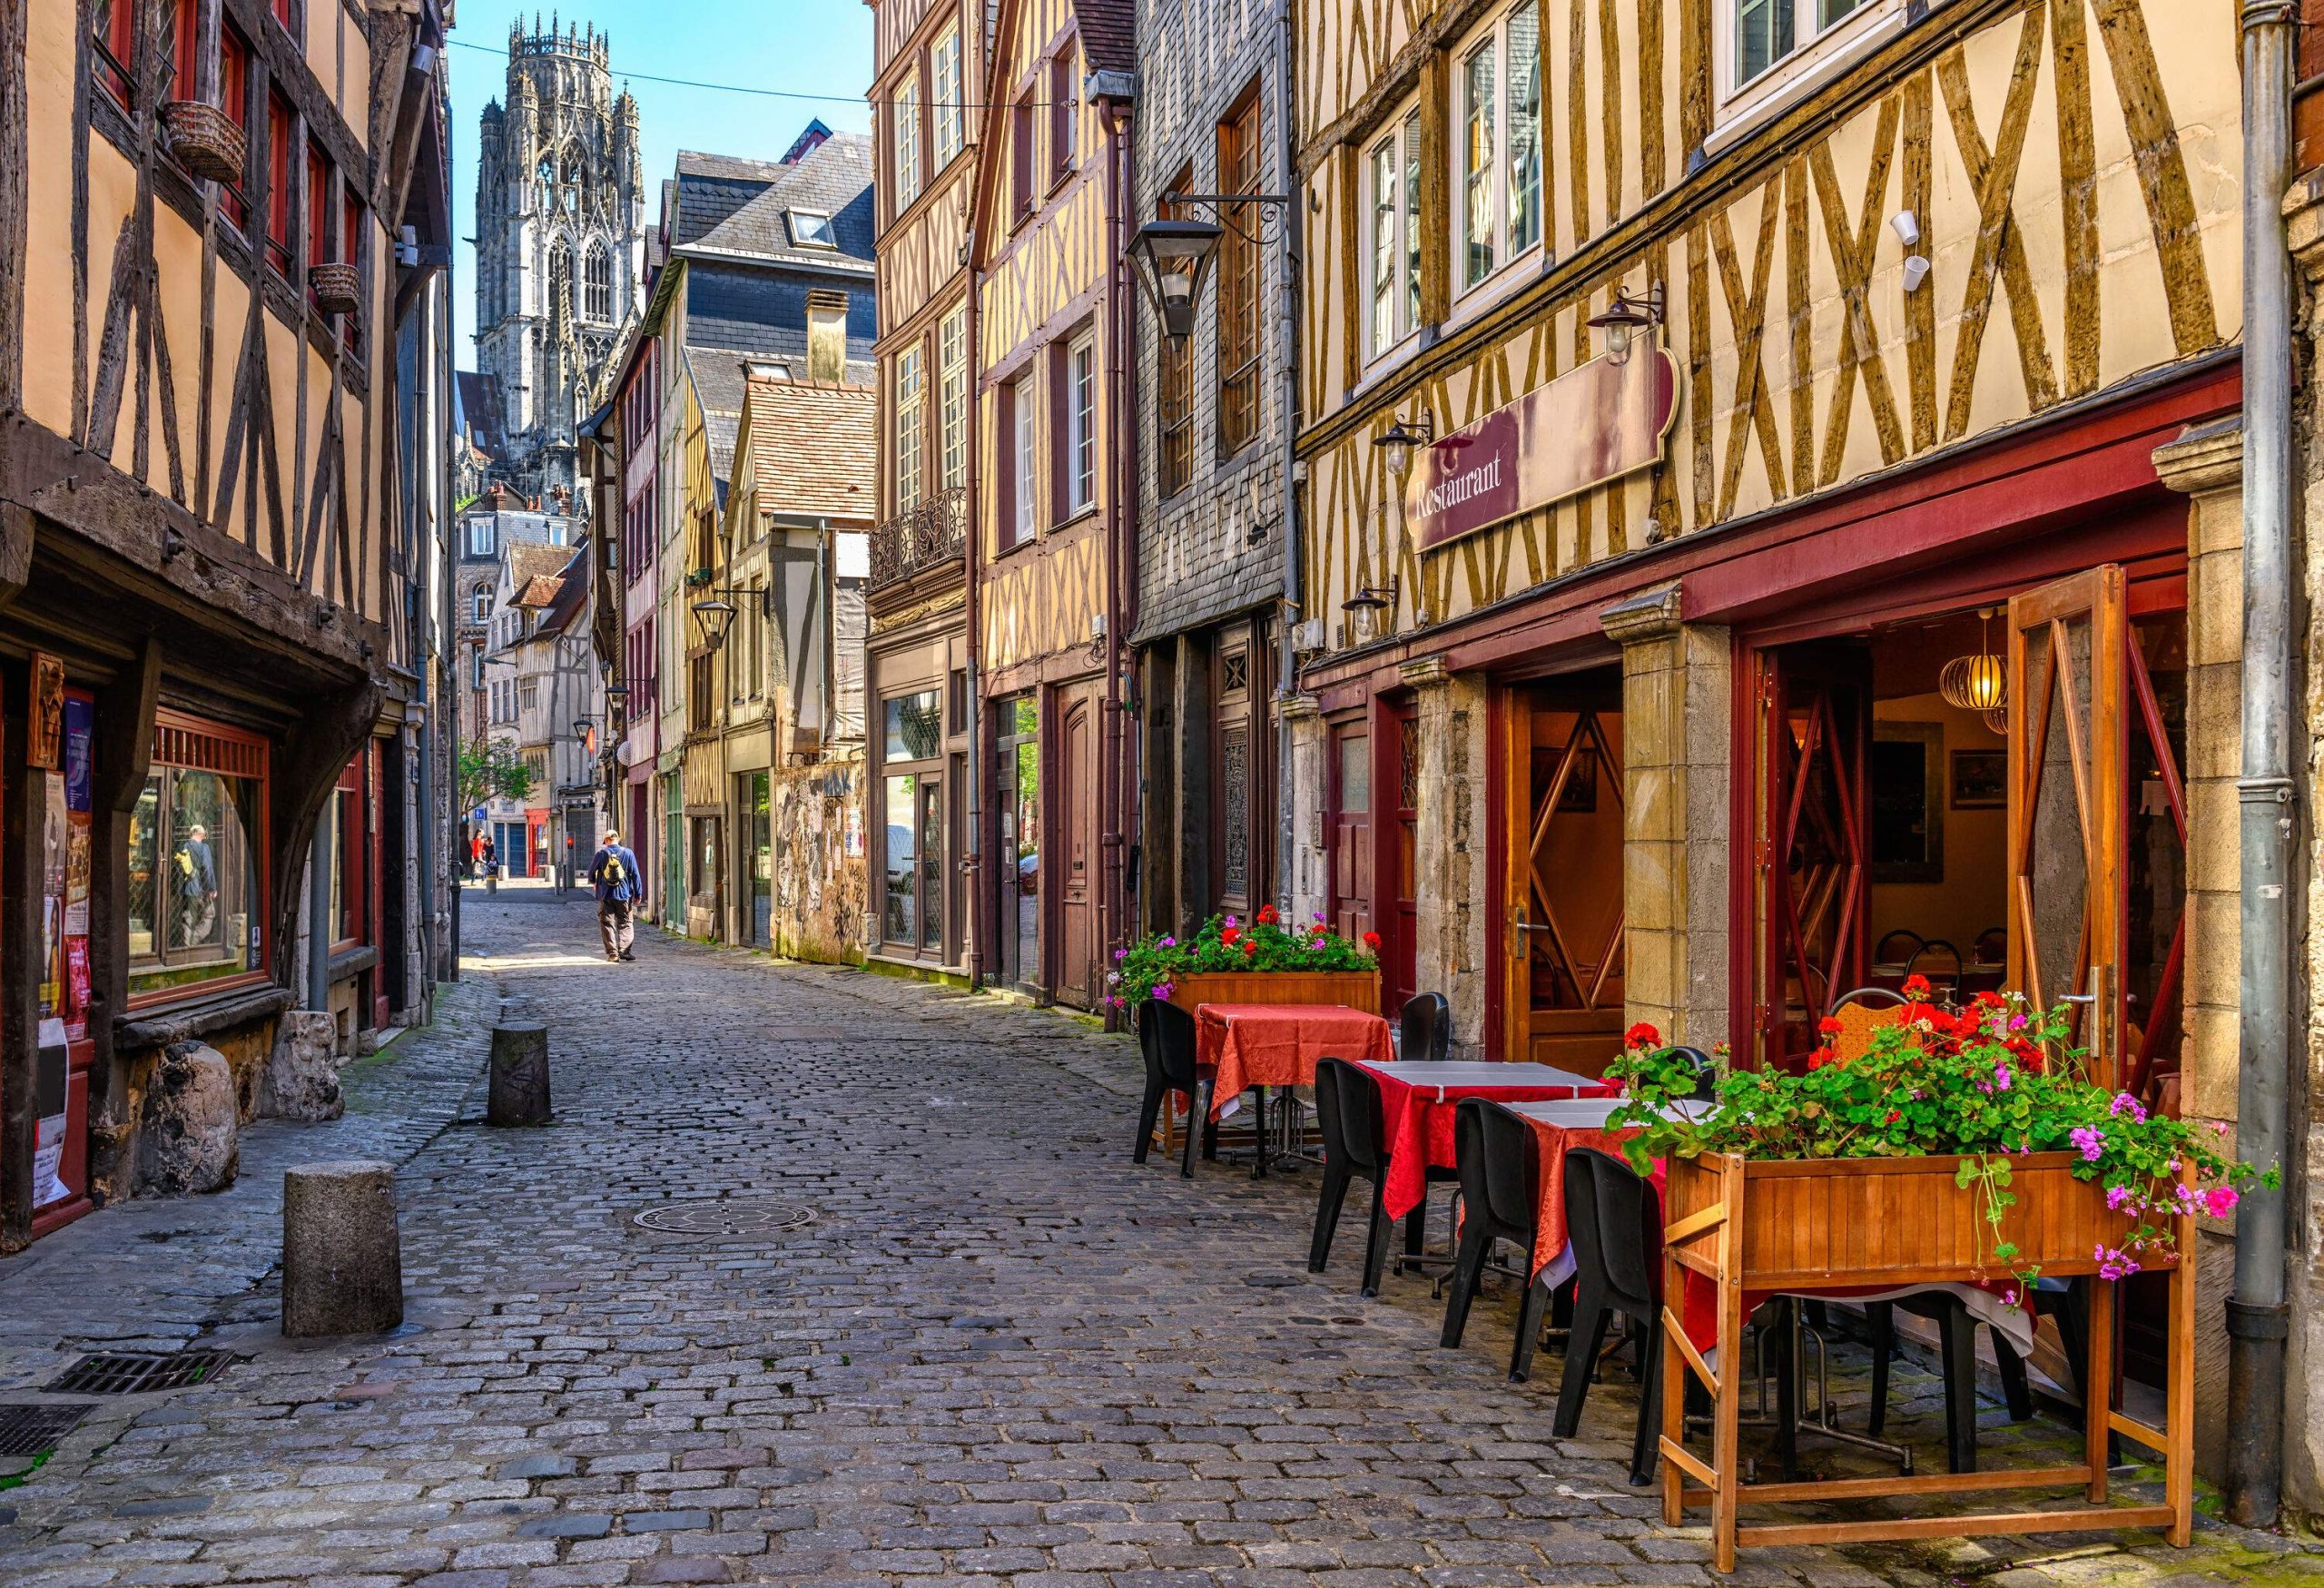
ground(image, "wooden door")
xmin=1329 ymin=718 xmax=1372 ymax=942
xmin=1758 ymin=648 xmax=1870 ymax=1067
xmin=1388 ymin=704 xmax=1419 ymax=1015
xmin=1503 ymin=683 xmax=1628 ymax=1074
xmin=1058 ymin=688 xmax=1098 ymax=1008
xmin=2007 ymin=567 xmax=2129 ymax=1085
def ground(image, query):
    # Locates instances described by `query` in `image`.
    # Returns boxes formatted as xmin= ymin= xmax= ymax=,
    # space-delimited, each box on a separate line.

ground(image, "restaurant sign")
xmin=1405 ymin=340 xmax=1679 ymax=553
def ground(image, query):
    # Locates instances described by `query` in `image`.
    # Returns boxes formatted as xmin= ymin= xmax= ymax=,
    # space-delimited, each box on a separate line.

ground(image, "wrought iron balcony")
xmin=871 ymin=486 xmax=968 ymax=592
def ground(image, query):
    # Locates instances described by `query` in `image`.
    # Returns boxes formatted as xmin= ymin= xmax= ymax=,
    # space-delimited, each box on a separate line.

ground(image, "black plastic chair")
xmin=1905 ymin=938 xmax=1965 ymax=1001
xmin=1399 ymin=991 xmax=1452 ymax=1060
xmin=1553 ymin=1146 xmax=1665 ymax=1485
xmin=1974 ymin=925 xmax=2008 ymax=966
xmin=1862 ymin=1291 xmax=2025 ymax=1473
xmin=1663 ymin=1043 xmax=1721 ymax=1102
xmin=1131 ymin=1000 xmax=1212 ymax=1178
xmin=1874 ymin=929 xmax=1925 ymax=965
xmin=1307 ymin=1058 xmax=1396 ymax=1296
xmin=1441 ymin=1099 xmax=1549 ymax=1382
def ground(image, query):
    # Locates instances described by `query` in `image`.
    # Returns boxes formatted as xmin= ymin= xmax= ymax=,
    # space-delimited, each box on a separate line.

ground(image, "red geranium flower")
xmin=1242 ymin=939 xmax=1258 ymax=956
xmin=1817 ymin=1016 xmax=1845 ymax=1041
xmin=1256 ymin=905 xmax=1278 ymax=925
xmin=1220 ymin=925 xmax=1241 ymax=946
xmin=1361 ymin=930 xmax=1382 ymax=951
xmin=1624 ymin=1021 xmax=1661 ymax=1051
xmin=1901 ymin=972 xmax=1935 ymax=998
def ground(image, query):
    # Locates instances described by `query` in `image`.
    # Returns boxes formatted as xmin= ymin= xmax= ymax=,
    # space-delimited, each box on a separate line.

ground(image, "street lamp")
xmin=690 ymin=596 xmax=737 ymax=651
xmin=1126 ymin=218 xmax=1224 ymax=342
xmin=1587 ymin=283 xmax=1664 ymax=365
xmin=1373 ymin=409 xmax=1436 ymax=478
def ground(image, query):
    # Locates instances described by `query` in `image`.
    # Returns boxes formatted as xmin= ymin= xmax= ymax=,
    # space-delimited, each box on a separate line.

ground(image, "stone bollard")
xmin=281 ymin=1160 xmax=403 ymax=1336
xmin=487 ymin=1022 xmax=552 ymax=1127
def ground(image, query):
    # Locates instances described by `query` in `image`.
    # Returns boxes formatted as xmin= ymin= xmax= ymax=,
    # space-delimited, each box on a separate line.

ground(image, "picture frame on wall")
xmin=1870 ymin=723 xmax=1945 ymax=884
xmin=28 ymin=651 xmax=63 ymax=771
xmin=1951 ymin=748 xmax=2008 ymax=810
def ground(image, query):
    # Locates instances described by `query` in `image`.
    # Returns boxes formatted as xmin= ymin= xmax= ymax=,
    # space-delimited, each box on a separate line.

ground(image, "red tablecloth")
xmin=1195 ymin=1003 xmax=1393 ymax=1120
xmin=1357 ymin=1062 xmax=1620 ymax=1220
xmin=1523 ymin=1118 xmax=1659 ymax=1281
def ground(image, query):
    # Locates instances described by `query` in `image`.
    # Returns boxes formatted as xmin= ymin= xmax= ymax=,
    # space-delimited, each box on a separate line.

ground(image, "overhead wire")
xmin=445 ymin=35 xmax=1068 ymax=113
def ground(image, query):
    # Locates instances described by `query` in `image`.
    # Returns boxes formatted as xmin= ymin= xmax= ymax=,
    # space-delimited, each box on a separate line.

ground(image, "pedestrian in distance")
xmin=588 ymin=828 xmax=644 ymax=962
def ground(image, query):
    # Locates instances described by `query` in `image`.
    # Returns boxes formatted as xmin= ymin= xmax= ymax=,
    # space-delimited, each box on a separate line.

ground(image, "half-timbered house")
xmin=867 ymin=0 xmax=981 ymax=983
xmin=1288 ymin=0 xmax=2274 ymax=1485
xmin=0 ymin=0 xmax=452 ymax=1248
xmin=969 ymin=0 xmax=1136 ymax=1011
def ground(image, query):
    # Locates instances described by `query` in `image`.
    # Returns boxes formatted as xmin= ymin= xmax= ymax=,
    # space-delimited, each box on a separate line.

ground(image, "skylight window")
xmin=787 ymin=209 xmax=836 ymax=248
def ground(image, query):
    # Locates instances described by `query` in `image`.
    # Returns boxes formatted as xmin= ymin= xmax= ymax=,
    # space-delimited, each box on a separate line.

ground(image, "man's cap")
xmin=603 ymin=830 xmax=620 ymax=843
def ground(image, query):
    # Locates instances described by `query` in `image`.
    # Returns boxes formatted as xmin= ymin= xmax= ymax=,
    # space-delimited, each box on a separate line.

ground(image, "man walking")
xmin=588 ymin=829 xmax=643 ymax=962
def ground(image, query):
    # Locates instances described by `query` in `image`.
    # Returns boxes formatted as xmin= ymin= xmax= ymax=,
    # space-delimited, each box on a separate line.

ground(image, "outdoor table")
xmin=1193 ymin=1002 xmax=1392 ymax=1177
xmin=1502 ymin=1098 xmax=1684 ymax=1290
xmin=1355 ymin=1060 xmax=1619 ymax=1222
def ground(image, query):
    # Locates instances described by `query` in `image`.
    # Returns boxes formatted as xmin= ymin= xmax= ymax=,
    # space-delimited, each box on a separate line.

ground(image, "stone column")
xmin=1280 ymin=693 xmax=1327 ymax=928
xmin=2151 ymin=418 xmax=2245 ymax=1484
xmin=1401 ymin=657 xmax=1491 ymax=1057
xmin=1600 ymin=585 xmax=1732 ymax=1050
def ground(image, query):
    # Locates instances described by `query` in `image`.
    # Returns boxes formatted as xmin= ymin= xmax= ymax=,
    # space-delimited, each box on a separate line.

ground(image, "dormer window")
xmin=787 ymin=209 xmax=836 ymax=249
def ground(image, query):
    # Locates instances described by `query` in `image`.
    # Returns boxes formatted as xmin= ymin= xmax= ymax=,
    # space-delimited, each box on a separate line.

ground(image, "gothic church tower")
xmin=475 ymin=15 xmax=644 ymax=510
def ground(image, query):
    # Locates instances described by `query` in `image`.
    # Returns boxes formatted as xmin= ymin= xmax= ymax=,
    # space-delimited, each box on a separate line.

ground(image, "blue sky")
xmin=446 ymin=3 xmax=875 ymax=360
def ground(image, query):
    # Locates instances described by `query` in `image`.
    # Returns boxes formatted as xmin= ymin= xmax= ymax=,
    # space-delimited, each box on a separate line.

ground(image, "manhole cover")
xmin=632 ymin=1201 xmax=814 ymax=1236
xmin=0 ymin=1403 xmax=94 ymax=1456
xmin=47 ymin=1350 xmax=236 ymax=1396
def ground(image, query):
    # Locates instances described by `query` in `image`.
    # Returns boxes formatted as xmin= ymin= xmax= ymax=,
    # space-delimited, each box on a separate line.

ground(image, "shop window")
xmin=128 ymin=715 xmax=268 ymax=1001
xmin=931 ymin=21 xmax=963 ymax=170
xmin=1454 ymin=1 xmax=1542 ymax=295
xmin=883 ymin=773 xmax=921 ymax=944
xmin=1363 ymin=107 xmax=1425 ymax=361
xmin=1216 ymin=87 xmax=1264 ymax=457
xmin=884 ymin=690 xmax=941 ymax=763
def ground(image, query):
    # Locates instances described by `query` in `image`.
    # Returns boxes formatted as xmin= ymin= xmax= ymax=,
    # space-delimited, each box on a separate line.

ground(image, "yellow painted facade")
xmin=1295 ymin=0 xmax=2240 ymax=646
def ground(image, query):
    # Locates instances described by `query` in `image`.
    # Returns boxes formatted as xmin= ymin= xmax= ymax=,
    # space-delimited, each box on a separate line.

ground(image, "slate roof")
xmin=675 ymin=135 xmax=876 ymax=270
xmin=743 ymin=380 xmax=876 ymax=524
xmin=1077 ymin=0 xmax=1136 ymax=74
xmin=455 ymin=370 xmax=507 ymax=457
xmin=687 ymin=344 xmax=759 ymax=481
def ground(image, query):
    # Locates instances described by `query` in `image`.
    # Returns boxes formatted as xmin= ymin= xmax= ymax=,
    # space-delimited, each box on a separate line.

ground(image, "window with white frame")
xmin=938 ymin=307 xmax=967 ymax=492
xmin=1723 ymin=0 xmax=1886 ymax=115
xmin=1066 ymin=333 xmax=1096 ymax=517
xmin=895 ymin=341 xmax=926 ymax=511
xmin=931 ymin=22 xmax=963 ymax=170
xmin=1364 ymin=105 xmax=1424 ymax=360
xmin=1008 ymin=374 xmax=1037 ymax=547
xmin=1454 ymin=1 xmax=1542 ymax=295
xmin=466 ymin=517 xmax=496 ymax=557
xmin=471 ymin=588 xmax=489 ymax=623
xmin=893 ymin=68 xmax=922 ymax=211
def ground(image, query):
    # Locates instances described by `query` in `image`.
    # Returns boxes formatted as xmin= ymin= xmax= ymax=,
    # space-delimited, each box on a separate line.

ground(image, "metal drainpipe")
xmin=1102 ymin=94 xmax=1135 ymax=1030
xmin=2226 ymin=0 xmax=2298 ymax=1530
xmin=963 ymin=226 xmax=986 ymax=991
xmin=1272 ymin=0 xmax=1302 ymax=922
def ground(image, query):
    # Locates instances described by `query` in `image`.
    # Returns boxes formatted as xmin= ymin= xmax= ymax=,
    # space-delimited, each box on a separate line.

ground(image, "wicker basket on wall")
xmin=159 ymin=101 xmax=245 ymax=185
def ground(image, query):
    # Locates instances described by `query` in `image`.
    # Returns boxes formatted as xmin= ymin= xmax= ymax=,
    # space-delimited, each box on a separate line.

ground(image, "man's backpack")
xmin=602 ymin=851 xmax=626 ymax=889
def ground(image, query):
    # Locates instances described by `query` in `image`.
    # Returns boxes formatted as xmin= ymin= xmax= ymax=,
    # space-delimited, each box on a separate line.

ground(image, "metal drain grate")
xmin=46 ymin=1349 xmax=236 ymax=1396
xmin=0 ymin=1403 xmax=94 ymax=1457
xmin=632 ymin=1200 xmax=814 ymax=1236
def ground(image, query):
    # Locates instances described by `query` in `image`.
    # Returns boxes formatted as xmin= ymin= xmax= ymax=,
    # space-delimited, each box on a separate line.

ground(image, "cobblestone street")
xmin=0 ymin=886 xmax=2319 ymax=1587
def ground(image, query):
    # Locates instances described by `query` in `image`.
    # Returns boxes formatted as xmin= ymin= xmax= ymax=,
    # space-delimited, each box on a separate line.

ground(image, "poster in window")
xmin=40 ymin=771 xmax=65 ymax=1015
xmin=64 ymin=697 xmax=93 ymax=938
xmin=32 ymin=1016 xmax=68 ymax=1206
xmin=28 ymin=652 xmax=63 ymax=770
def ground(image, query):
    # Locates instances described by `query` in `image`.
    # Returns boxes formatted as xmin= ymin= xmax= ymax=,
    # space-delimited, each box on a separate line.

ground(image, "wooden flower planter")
xmin=1164 ymin=969 xmax=1382 ymax=1017
xmin=1659 ymin=1151 xmax=2194 ymax=1573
